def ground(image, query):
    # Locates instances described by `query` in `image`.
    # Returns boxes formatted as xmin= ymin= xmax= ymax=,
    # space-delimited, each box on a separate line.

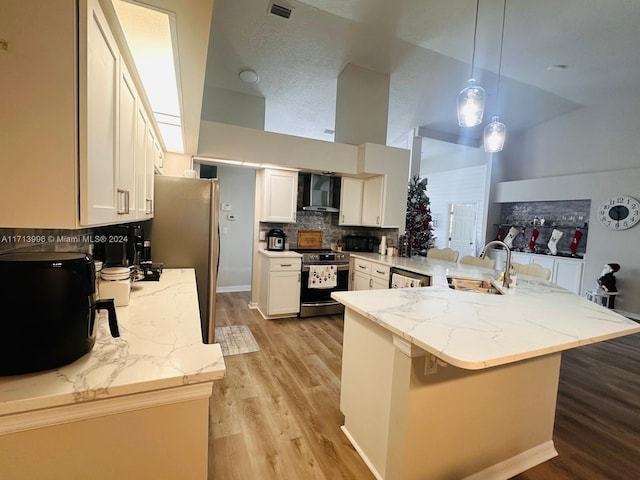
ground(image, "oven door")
xmin=299 ymin=263 xmax=349 ymax=317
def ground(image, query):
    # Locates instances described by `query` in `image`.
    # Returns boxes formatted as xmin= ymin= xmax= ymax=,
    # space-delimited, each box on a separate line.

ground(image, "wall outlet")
xmin=259 ymin=231 xmax=266 ymax=241
xmin=221 ymin=202 xmax=231 ymax=211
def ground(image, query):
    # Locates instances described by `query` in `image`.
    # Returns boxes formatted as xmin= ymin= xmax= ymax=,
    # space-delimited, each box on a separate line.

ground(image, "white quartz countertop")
xmin=334 ymin=253 xmax=640 ymax=370
xmin=258 ymin=248 xmax=302 ymax=258
xmin=0 ymin=269 xmax=226 ymax=417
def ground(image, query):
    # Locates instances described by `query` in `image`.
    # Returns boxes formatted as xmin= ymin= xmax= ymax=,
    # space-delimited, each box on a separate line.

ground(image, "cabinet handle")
xmin=280 ymin=263 xmax=292 ymax=267
xmin=377 ymin=216 xmax=380 ymax=224
xmin=369 ymin=278 xmax=373 ymax=288
xmin=375 ymin=269 xmax=386 ymax=274
xmin=146 ymin=198 xmax=153 ymax=215
xmin=342 ymin=214 xmax=345 ymax=223
xmin=117 ymin=189 xmax=130 ymax=215
xmin=298 ymin=273 xmax=301 ymax=283
xmin=358 ymin=265 xmax=367 ymax=270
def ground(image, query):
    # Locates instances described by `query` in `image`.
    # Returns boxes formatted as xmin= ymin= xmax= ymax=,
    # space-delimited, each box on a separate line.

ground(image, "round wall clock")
xmin=598 ymin=195 xmax=640 ymax=230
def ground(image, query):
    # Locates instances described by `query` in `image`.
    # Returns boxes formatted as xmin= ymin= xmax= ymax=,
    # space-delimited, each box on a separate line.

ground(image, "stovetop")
xmin=293 ymin=248 xmax=350 ymax=264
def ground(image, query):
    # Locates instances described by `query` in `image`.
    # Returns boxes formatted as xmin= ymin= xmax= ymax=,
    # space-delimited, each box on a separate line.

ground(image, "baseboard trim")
xmin=216 ymin=285 xmax=251 ymax=293
xmin=340 ymin=425 xmax=384 ymax=480
xmin=462 ymin=441 xmax=558 ymax=480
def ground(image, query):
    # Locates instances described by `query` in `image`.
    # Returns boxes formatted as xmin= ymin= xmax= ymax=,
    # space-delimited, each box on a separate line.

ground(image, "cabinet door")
xmin=529 ymin=254 xmax=555 ymax=273
xmin=339 ymin=177 xmax=363 ymax=225
xmin=553 ymin=259 xmax=584 ymax=294
xmin=116 ymin=61 xmax=137 ymax=222
xmin=352 ymin=271 xmax=371 ymax=291
xmin=134 ymin=106 xmax=148 ymax=219
xmin=81 ymin=0 xmax=119 ymax=225
xmin=268 ymin=271 xmax=301 ymax=314
xmin=361 ymin=176 xmax=384 ymax=226
xmin=261 ymin=169 xmax=297 ymax=223
xmin=145 ymin=128 xmax=159 ymax=217
xmin=371 ymin=277 xmax=389 ymax=290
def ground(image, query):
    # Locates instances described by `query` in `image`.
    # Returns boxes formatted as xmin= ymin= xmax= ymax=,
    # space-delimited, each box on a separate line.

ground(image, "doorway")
xmin=449 ymin=203 xmax=477 ymax=257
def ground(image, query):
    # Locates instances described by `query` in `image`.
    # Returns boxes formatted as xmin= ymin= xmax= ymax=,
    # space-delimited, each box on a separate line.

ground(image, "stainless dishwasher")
xmin=389 ymin=267 xmax=431 ymax=288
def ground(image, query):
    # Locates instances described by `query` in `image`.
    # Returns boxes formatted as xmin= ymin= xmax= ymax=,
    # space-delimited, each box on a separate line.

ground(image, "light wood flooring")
xmin=210 ymin=292 xmax=640 ymax=479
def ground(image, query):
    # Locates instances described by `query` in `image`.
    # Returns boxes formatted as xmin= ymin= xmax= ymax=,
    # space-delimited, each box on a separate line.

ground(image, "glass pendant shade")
xmin=457 ymin=79 xmax=486 ymax=127
xmin=484 ymin=116 xmax=506 ymax=152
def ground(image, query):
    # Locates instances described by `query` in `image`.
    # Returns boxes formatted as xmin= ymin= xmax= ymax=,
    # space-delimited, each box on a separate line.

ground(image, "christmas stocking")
xmin=570 ymin=229 xmax=583 ymax=255
xmin=529 ymin=228 xmax=539 ymax=252
xmin=496 ymin=227 xmax=505 ymax=241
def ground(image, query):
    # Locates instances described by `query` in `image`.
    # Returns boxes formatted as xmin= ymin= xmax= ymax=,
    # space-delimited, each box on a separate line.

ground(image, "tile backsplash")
xmin=497 ymin=200 xmax=591 ymax=254
xmin=0 ymin=228 xmax=94 ymax=254
xmin=261 ymin=210 xmax=399 ymax=250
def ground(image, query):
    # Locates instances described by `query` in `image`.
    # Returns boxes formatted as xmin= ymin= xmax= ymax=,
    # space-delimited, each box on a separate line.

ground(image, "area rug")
xmin=214 ymin=325 xmax=260 ymax=356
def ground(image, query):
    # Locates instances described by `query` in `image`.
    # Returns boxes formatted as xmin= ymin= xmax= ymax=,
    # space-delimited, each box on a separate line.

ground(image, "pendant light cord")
xmin=470 ymin=0 xmax=480 ymax=77
xmin=495 ymin=0 xmax=507 ymax=113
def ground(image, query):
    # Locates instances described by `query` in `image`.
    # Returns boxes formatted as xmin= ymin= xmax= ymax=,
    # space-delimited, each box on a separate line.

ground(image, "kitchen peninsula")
xmin=0 ymin=269 xmax=225 ymax=480
xmin=333 ymin=254 xmax=640 ymax=480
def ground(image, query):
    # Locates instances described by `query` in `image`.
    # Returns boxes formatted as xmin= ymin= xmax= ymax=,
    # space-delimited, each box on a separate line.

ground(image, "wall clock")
xmin=598 ymin=195 xmax=640 ymax=230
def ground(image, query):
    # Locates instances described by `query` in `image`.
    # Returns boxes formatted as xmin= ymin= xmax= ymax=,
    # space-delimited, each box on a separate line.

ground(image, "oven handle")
xmin=301 ymin=264 xmax=350 ymax=272
xmin=299 ymin=300 xmax=343 ymax=307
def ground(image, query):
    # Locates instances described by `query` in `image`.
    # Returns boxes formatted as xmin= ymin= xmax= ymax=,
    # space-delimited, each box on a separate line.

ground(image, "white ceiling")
xmin=202 ymin=0 xmax=640 ymax=151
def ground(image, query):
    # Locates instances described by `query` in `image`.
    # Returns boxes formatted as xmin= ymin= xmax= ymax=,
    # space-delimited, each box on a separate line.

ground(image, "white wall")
xmin=422 ymin=164 xmax=489 ymax=255
xmin=493 ymin=97 xmax=640 ymax=317
xmin=216 ymin=166 xmax=255 ymax=292
xmin=200 ymin=86 xmax=265 ymax=130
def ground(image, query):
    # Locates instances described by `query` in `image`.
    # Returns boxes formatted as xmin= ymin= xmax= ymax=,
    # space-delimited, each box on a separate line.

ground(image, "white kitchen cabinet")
xmin=350 ymin=257 xmax=390 ymax=290
xmin=258 ymin=254 xmax=301 ymax=318
xmin=259 ymin=169 xmax=298 ymax=223
xmin=486 ymin=250 xmax=584 ymax=294
xmin=553 ymin=258 xmax=584 ymax=295
xmin=339 ymin=175 xmax=384 ymax=226
xmin=361 ymin=176 xmax=384 ymax=227
xmin=0 ymin=0 xmax=160 ymax=229
xmin=339 ymin=177 xmax=364 ymax=225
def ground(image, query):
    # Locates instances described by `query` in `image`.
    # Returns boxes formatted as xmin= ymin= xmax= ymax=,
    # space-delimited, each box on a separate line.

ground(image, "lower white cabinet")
xmin=350 ymin=258 xmax=390 ymax=290
xmin=486 ymin=250 xmax=584 ymax=294
xmin=258 ymin=254 xmax=301 ymax=318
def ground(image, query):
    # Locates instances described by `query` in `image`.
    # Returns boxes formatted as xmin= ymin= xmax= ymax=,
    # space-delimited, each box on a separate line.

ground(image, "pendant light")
xmin=457 ymin=0 xmax=486 ymax=127
xmin=484 ymin=0 xmax=507 ymax=152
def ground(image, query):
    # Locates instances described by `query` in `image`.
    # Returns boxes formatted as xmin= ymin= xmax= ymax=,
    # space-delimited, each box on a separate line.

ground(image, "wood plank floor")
xmin=209 ymin=292 xmax=640 ymax=479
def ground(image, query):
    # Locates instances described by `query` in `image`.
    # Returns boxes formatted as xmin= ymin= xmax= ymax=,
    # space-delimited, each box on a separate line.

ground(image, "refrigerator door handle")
xmin=205 ymin=179 xmax=220 ymax=344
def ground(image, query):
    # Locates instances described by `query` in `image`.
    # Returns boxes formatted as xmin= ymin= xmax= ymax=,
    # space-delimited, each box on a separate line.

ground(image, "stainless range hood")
xmin=300 ymin=173 xmax=340 ymax=212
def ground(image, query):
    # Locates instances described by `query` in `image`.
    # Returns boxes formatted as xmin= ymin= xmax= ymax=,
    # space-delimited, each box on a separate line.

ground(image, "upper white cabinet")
xmin=339 ymin=177 xmax=364 ymax=225
xmin=339 ymin=175 xmax=384 ymax=227
xmin=0 ymin=0 xmax=160 ymax=229
xmin=361 ymin=176 xmax=384 ymax=226
xmin=259 ymin=169 xmax=298 ymax=223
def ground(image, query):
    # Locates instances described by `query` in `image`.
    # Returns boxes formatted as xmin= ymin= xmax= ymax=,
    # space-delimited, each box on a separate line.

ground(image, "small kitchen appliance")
xmin=0 ymin=252 xmax=120 ymax=376
xmin=266 ymin=228 xmax=287 ymax=251
xmin=343 ymin=234 xmax=379 ymax=253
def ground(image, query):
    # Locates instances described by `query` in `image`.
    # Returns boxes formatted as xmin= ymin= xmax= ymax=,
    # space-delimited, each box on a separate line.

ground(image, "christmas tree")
xmin=406 ymin=175 xmax=436 ymax=255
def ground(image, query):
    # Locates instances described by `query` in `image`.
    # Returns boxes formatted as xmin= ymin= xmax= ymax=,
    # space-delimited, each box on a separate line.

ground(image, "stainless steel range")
xmin=295 ymin=249 xmax=350 ymax=318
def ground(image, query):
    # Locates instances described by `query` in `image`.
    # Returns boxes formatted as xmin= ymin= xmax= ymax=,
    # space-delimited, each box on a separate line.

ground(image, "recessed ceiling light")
xmin=547 ymin=64 xmax=568 ymax=71
xmin=239 ymin=68 xmax=259 ymax=83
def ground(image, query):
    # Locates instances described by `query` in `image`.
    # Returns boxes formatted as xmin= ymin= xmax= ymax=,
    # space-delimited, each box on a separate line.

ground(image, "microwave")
xmin=343 ymin=235 xmax=379 ymax=253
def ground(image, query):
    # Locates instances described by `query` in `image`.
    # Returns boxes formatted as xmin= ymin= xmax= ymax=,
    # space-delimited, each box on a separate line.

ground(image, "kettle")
xmin=266 ymin=228 xmax=287 ymax=251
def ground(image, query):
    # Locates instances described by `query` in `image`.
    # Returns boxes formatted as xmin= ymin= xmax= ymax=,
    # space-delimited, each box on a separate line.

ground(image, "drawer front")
xmin=353 ymin=258 xmax=372 ymax=275
xmin=370 ymin=262 xmax=390 ymax=281
xmin=269 ymin=258 xmax=301 ymax=271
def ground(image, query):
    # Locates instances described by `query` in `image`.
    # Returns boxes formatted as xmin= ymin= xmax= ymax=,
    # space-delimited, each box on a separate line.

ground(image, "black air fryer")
xmin=0 ymin=252 xmax=119 ymax=376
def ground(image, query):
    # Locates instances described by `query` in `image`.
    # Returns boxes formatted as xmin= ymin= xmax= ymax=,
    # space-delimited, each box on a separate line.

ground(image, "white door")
xmin=449 ymin=204 xmax=477 ymax=257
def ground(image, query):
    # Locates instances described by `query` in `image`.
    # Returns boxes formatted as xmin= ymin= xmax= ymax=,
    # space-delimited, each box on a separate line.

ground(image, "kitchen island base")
xmin=340 ymin=308 xmax=561 ymax=480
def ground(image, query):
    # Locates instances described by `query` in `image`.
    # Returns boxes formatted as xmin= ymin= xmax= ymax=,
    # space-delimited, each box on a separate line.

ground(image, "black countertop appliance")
xmin=0 ymin=252 xmax=119 ymax=376
xmin=343 ymin=234 xmax=379 ymax=252
xmin=266 ymin=228 xmax=287 ymax=251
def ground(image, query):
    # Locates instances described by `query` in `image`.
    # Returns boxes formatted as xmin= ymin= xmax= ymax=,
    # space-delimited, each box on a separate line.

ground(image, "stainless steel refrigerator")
xmin=148 ymin=176 xmax=219 ymax=344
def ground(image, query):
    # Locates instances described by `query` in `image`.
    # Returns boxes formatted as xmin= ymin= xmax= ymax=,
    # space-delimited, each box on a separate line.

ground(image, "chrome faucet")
xmin=480 ymin=240 xmax=513 ymax=288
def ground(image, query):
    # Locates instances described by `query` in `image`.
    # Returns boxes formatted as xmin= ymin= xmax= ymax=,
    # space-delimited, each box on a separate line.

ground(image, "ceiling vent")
xmin=269 ymin=3 xmax=292 ymax=20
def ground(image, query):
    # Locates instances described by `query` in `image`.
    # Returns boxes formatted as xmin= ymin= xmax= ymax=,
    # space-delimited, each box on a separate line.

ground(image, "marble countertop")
xmin=334 ymin=253 xmax=640 ymax=370
xmin=259 ymin=248 xmax=302 ymax=258
xmin=0 ymin=269 xmax=226 ymax=418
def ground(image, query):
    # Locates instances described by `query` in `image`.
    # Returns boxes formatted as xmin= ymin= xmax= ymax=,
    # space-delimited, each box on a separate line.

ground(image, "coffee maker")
xmin=94 ymin=225 xmax=145 ymax=268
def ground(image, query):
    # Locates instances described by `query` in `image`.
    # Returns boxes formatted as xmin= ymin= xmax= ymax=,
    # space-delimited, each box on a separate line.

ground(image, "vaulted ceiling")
xmin=202 ymin=0 xmax=640 ymax=152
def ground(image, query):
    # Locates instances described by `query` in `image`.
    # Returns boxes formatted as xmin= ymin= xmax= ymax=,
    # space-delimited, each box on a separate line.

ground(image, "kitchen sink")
xmin=446 ymin=276 xmax=503 ymax=295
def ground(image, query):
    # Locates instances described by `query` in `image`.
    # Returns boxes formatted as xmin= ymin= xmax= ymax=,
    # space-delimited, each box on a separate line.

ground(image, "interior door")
xmin=449 ymin=203 xmax=477 ymax=257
